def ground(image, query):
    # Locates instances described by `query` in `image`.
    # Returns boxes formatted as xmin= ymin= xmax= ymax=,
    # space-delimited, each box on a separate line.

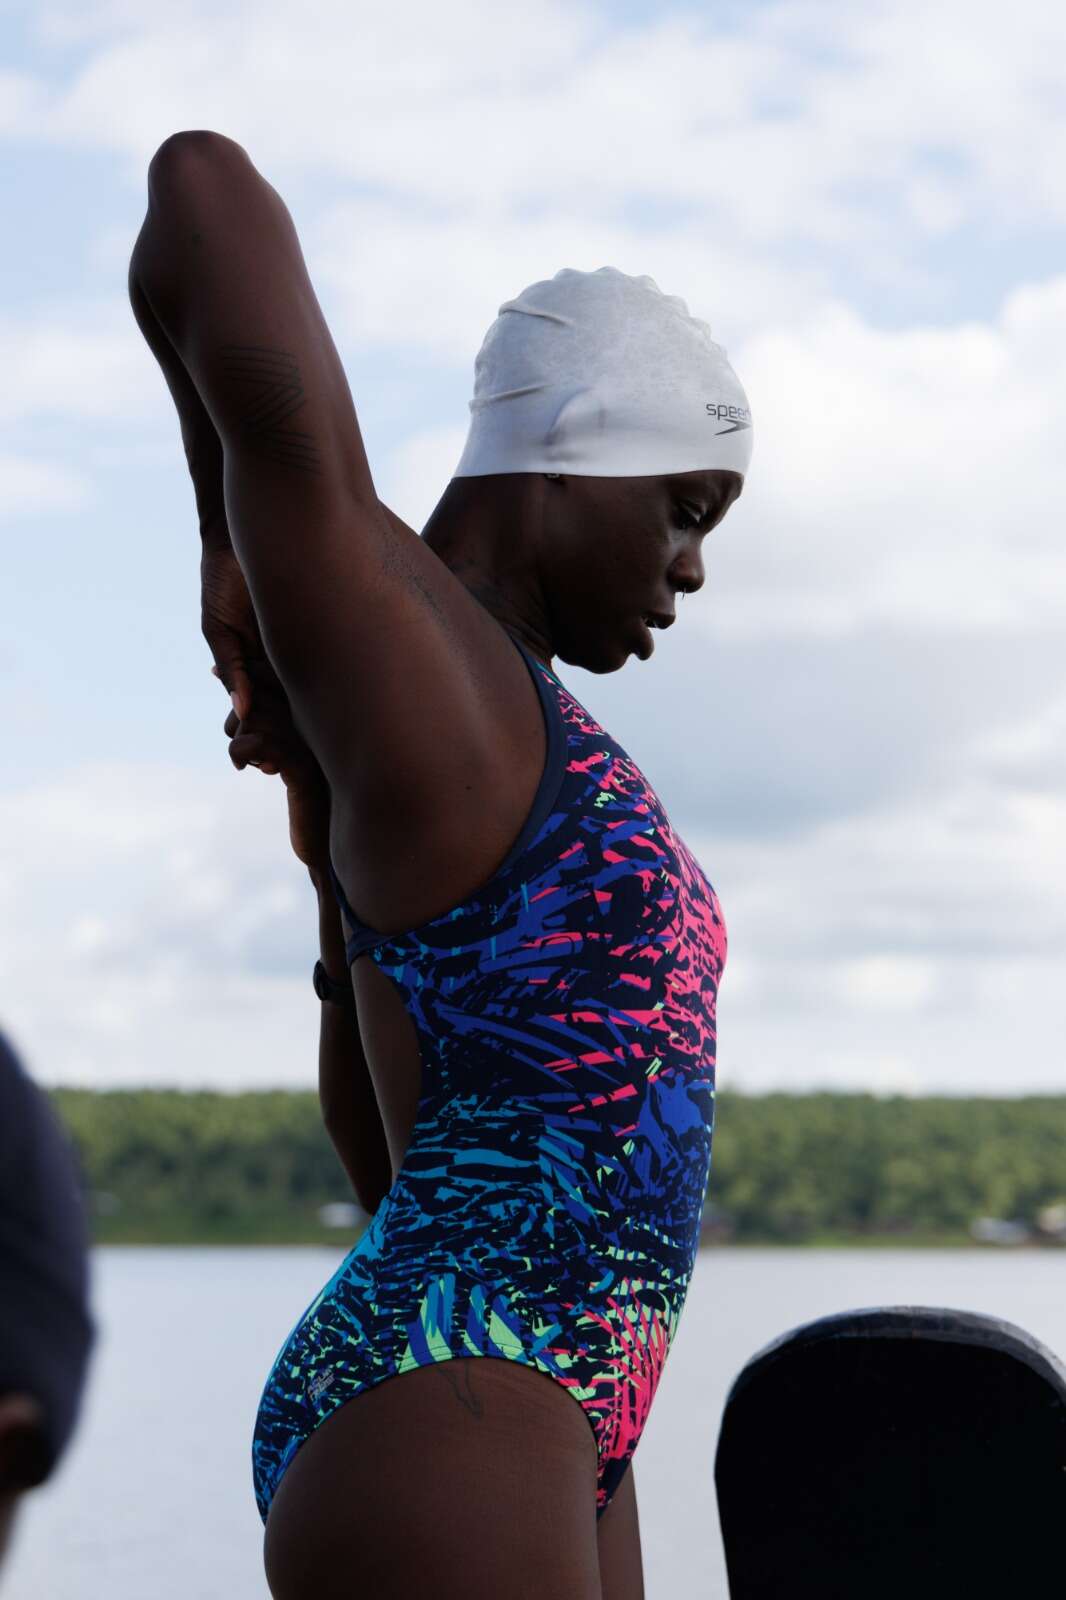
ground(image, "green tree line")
xmin=706 ymin=1092 xmax=1066 ymax=1242
xmin=48 ymin=1087 xmax=1066 ymax=1246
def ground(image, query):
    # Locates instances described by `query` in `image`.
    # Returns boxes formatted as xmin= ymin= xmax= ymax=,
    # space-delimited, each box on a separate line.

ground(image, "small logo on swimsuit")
xmin=307 ymin=1366 xmax=336 ymax=1404
xmin=706 ymin=402 xmax=752 ymax=436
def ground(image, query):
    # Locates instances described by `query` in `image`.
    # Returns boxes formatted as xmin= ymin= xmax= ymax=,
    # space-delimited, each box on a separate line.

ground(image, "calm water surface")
xmin=7 ymin=1246 xmax=1065 ymax=1599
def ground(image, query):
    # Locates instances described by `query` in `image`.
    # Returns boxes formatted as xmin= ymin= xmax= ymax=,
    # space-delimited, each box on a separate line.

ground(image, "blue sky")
xmin=2 ymin=0 xmax=1064 ymax=1093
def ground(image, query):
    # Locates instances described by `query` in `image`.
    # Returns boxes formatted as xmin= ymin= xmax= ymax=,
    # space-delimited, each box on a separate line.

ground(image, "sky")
xmin=1 ymin=0 xmax=1064 ymax=1094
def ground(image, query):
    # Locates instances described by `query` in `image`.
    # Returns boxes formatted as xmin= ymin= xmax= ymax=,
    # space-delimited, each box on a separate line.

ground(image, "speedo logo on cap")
xmin=706 ymin=402 xmax=752 ymax=435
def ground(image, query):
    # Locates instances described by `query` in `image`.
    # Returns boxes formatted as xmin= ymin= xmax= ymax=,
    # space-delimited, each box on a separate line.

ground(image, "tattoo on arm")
xmin=220 ymin=344 xmax=322 ymax=474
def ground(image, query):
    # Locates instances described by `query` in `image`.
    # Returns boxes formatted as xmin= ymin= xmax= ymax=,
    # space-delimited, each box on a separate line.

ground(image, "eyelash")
xmin=674 ymin=506 xmax=703 ymax=531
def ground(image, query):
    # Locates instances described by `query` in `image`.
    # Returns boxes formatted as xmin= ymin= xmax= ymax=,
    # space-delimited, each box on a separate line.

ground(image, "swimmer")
xmin=129 ymin=130 xmax=751 ymax=1600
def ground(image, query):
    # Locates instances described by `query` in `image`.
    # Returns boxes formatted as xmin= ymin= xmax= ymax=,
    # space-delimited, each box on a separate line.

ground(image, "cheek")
xmin=549 ymin=508 xmax=657 ymax=623
xmin=608 ymin=522 xmax=663 ymax=593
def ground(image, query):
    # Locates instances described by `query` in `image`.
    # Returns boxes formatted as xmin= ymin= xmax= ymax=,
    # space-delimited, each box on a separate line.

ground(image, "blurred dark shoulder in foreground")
xmin=0 ymin=1028 xmax=95 ymax=1570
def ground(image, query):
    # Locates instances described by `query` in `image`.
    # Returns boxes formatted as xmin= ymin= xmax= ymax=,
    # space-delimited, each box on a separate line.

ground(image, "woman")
xmin=129 ymin=130 xmax=751 ymax=1600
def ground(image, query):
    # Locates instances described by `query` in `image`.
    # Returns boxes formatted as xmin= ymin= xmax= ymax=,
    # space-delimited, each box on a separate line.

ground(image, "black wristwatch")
xmin=313 ymin=958 xmax=356 ymax=1010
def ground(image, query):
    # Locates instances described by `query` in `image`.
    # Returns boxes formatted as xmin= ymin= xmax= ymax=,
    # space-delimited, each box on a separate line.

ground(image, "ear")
xmin=0 ymin=1394 xmax=49 ymax=1492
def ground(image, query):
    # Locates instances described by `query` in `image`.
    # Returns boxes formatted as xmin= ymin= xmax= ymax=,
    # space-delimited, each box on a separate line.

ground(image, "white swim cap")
xmin=453 ymin=266 xmax=753 ymax=480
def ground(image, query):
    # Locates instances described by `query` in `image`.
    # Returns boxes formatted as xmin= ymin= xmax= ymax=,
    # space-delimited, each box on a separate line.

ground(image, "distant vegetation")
xmin=705 ymin=1092 xmax=1066 ymax=1245
xmin=49 ymin=1087 xmax=1066 ymax=1247
xmin=51 ymin=1088 xmax=345 ymax=1246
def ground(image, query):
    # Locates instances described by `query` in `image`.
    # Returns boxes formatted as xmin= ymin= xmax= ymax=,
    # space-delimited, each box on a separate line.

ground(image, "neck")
xmin=421 ymin=477 xmax=555 ymax=668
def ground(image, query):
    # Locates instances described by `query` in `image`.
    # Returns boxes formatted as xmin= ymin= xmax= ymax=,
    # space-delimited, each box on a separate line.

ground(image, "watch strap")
xmin=313 ymin=958 xmax=356 ymax=1009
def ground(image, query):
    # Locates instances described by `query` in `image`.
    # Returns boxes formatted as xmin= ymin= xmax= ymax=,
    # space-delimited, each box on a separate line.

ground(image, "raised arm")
xmin=128 ymin=132 xmax=492 ymax=818
xmin=132 ymin=253 xmax=421 ymax=729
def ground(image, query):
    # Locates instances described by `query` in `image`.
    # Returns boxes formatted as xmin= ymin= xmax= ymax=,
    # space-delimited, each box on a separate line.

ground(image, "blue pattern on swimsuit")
xmin=251 ymin=635 xmax=727 ymax=1520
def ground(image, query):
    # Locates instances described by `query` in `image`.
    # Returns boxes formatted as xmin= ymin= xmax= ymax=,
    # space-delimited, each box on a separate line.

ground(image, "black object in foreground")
xmin=0 ymin=1029 xmax=95 ymax=1484
xmin=715 ymin=1306 xmax=1066 ymax=1599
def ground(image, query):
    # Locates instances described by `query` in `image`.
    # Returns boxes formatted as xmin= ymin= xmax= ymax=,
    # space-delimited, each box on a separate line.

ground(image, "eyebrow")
xmin=672 ymin=480 xmax=736 ymax=521
xmin=670 ymin=473 xmax=739 ymax=500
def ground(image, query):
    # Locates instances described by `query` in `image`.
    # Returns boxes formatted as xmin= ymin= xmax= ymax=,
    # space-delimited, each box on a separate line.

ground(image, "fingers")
xmin=219 ymin=687 xmax=282 ymax=774
xmin=210 ymin=664 xmax=245 ymax=718
xmin=224 ymin=697 xmax=298 ymax=775
xmin=210 ymin=661 xmax=245 ymax=721
xmin=224 ymin=664 xmax=251 ymax=720
xmin=213 ymin=658 xmax=287 ymax=710
xmin=223 ymin=690 xmax=287 ymax=738
xmin=212 ymin=659 xmax=303 ymax=781
xmin=228 ymin=731 xmax=281 ymax=775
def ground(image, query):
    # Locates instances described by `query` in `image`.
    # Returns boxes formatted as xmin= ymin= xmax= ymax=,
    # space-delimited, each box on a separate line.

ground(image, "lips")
xmin=633 ymin=609 xmax=676 ymax=660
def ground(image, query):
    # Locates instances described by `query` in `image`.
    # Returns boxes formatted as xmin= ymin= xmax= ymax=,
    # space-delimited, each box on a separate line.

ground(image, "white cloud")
xmin=0 ymin=69 xmax=47 ymax=134
xmin=697 ymin=766 xmax=1066 ymax=1094
xmin=375 ymin=423 xmax=468 ymax=532
xmin=308 ymin=196 xmax=818 ymax=362
xmin=710 ymin=274 xmax=1066 ymax=638
xmin=835 ymin=955 xmax=939 ymax=1012
xmin=2 ymin=0 xmax=1064 ymax=1101
xmin=14 ymin=0 xmax=1066 ymax=251
xmin=0 ymin=452 xmax=92 ymax=515
xmin=974 ymin=692 xmax=1066 ymax=792
xmin=0 ymin=720 xmax=1062 ymax=1093
xmin=0 ymin=760 xmax=321 ymax=1088
xmin=0 ymin=305 xmax=166 ymax=424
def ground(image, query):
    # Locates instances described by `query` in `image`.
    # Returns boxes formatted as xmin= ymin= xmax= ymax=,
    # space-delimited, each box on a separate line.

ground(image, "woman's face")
xmin=541 ymin=468 xmax=743 ymax=673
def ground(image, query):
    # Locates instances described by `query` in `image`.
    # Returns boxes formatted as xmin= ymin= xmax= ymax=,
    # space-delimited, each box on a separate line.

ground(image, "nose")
xmin=670 ymin=552 xmax=705 ymax=599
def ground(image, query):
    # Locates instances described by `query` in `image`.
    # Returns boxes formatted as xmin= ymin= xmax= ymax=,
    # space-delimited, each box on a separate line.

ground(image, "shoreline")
xmin=86 ymin=1229 xmax=1059 ymax=1251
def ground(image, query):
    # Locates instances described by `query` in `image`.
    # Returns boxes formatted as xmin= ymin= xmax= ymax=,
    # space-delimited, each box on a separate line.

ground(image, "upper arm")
xmin=138 ymin=128 xmax=406 ymax=632
xmin=136 ymin=131 xmax=493 ymax=813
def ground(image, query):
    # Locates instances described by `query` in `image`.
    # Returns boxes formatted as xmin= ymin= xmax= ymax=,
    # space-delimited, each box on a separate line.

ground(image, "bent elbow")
xmin=147 ymin=129 xmax=249 ymax=193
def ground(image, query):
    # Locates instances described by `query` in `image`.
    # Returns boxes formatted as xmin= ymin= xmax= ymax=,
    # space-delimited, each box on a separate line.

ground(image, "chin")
xmin=558 ymin=639 xmax=629 ymax=676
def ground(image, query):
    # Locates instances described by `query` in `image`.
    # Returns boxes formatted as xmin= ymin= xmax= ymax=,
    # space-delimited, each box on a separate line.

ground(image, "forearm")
xmin=128 ymin=243 xmax=229 ymax=546
xmin=312 ymin=872 xmax=393 ymax=1215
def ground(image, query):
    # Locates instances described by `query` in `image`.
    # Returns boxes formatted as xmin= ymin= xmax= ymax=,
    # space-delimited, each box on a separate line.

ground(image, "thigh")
xmin=596 ymin=1462 xmax=645 ymax=1600
xmin=263 ymin=1357 xmax=603 ymax=1600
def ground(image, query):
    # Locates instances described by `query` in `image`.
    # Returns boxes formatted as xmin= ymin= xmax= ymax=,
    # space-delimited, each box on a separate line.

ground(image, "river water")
xmin=7 ymin=1246 xmax=1064 ymax=1598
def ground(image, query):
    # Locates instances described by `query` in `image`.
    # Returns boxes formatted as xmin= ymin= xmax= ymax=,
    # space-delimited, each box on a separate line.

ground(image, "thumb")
xmin=211 ymin=659 xmax=252 ymax=721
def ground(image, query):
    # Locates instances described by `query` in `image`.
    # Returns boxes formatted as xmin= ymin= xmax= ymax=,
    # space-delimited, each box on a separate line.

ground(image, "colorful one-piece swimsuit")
xmin=251 ymin=633 xmax=727 ymax=1522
